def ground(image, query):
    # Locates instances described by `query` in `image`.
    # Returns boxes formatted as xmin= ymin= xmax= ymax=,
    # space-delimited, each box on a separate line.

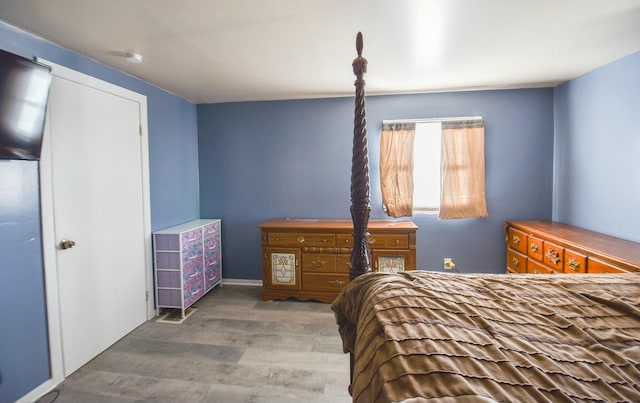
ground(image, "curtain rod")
xmin=382 ymin=116 xmax=483 ymax=125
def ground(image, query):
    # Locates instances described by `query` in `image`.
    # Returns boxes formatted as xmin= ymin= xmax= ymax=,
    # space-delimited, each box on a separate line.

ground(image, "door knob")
xmin=60 ymin=239 xmax=76 ymax=249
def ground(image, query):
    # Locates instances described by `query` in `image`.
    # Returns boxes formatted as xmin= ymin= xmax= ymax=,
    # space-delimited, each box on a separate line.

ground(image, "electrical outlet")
xmin=443 ymin=258 xmax=456 ymax=270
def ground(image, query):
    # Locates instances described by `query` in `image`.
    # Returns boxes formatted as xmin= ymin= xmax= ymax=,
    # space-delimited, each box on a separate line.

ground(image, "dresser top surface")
xmin=154 ymin=219 xmax=220 ymax=234
xmin=260 ymin=218 xmax=418 ymax=231
xmin=507 ymin=220 xmax=640 ymax=266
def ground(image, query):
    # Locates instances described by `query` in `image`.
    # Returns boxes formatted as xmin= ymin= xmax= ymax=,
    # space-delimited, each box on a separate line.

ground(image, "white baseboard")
xmin=16 ymin=378 xmax=59 ymax=403
xmin=222 ymin=278 xmax=262 ymax=287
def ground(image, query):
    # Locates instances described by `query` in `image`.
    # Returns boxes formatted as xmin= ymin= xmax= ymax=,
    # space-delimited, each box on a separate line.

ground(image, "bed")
xmin=331 ymin=33 xmax=640 ymax=403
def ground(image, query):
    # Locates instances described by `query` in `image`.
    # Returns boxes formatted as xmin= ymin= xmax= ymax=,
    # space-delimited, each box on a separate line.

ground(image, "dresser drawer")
xmin=156 ymin=270 xmax=180 ymax=288
xmin=303 ymin=273 xmax=349 ymax=292
xmin=588 ymin=258 xmax=628 ymax=273
xmin=528 ymin=259 xmax=556 ymax=274
xmin=507 ymin=227 xmax=528 ymax=254
xmin=309 ymin=234 xmax=336 ymax=246
xmin=183 ymin=274 xmax=204 ymax=307
xmin=203 ymin=221 xmax=220 ymax=242
xmin=268 ymin=232 xmax=304 ymax=246
xmin=154 ymin=234 xmax=179 ymax=251
xmin=527 ymin=236 xmax=544 ymax=261
xmin=564 ymin=250 xmax=586 ymax=273
xmin=543 ymin=240 xmax=564 ymax=271
xmin=302 ymin=254 xmax=337 ymax=273
xmin=181 ymin=228 xmax=203 ymax=254
xmin=368 ymin=234 xmax=409 ymax=249
xmin=204 ymin=261 xmax=221 ymax=289
xmin=184 ymin=263 xmax=203 ymax=284
xmin=157 ymin=289 xmax=181 ymax=307
xmin=337 ymin=234 xmax=354 ymax=248
xmin=183 ymin=255 xmax=203 ymax=277
xmin=338 ymin=234 xmax=410 ymax=248
xmin=301 ymin=253 xmax=351 ymax=273
xmin=268 ymin=232 xmax=335 ymax=247
xmin=507 ymin=249 xmax=527 ymax=273
xmin=155 ymin=251 xmax=180 ymax=270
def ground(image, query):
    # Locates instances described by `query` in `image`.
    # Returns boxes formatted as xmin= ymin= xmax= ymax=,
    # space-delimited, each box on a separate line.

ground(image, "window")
xmin=412 ymin=122 xmax=441 ymax=212
xmin=380 ymin=118 xmax=488 ymax=220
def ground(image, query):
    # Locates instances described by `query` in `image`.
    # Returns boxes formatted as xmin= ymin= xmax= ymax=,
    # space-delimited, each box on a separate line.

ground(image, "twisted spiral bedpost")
xmin=350 ymin=32 xmax=372 ymax=280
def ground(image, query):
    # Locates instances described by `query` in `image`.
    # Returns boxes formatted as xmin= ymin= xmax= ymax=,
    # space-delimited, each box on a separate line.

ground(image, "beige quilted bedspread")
xmin=331 ymin=271 xmax=640 ymax=403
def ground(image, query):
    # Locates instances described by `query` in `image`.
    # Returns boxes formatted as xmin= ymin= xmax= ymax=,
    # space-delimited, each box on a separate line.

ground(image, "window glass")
xmin=413 ymin=122 xmax=441 ymax=212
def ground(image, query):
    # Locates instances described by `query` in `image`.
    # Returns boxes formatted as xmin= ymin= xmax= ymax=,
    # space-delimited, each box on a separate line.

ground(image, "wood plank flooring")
xmin=41 ymin=285 xmax=351 ymax=403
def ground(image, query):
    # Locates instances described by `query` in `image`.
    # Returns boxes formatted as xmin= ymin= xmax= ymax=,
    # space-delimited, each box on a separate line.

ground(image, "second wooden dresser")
xmin=505 ymin=220 xmax=640 ymax=274
xmin=260 ymin=219 xmax=418 ymax=303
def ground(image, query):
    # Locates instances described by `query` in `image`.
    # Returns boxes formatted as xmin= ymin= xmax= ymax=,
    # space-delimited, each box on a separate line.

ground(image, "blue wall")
xmin=0 ymin=160 xmax=49 ymax=403
xmin=553 ymin=51 xmax=640 ymax=242
xmin=0 ymin=22 xmax=199 ymax=403
xmin=198 ymin=88 xmax=555 ymax=279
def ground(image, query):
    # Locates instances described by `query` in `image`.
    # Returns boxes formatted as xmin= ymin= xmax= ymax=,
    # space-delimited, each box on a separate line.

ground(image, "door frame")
xmin=36 ymin=60 xmax=154 ymax=391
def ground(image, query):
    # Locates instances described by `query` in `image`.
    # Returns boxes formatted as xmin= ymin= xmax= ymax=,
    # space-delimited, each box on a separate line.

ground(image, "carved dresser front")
xmin=260 ymin=219 xmax=418 ymax=303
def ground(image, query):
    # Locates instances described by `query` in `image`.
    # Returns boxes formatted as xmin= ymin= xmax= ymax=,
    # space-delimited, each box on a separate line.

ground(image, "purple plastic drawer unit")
xmin=153 ymin=219 xmax=222 ymax=318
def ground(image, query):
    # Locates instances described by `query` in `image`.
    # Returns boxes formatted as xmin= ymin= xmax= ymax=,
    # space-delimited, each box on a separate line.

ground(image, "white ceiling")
xmin=2 ymin=0 xmax=639 ymax=104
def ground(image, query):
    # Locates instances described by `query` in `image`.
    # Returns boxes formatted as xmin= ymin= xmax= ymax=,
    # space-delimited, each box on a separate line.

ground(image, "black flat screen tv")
xmin=0 ymin=49 xmax=52 ymax=160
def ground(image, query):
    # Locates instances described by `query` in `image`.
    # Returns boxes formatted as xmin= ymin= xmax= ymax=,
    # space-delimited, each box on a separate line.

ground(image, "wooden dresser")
xmin=260 ymin=219 xmax=418 ymax=303
xmin=505 ymin=220 xmax=640 ymax=274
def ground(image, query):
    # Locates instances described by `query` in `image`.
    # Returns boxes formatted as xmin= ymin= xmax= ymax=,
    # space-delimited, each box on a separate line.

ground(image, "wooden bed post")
xmin=350 ymin=32 xmax=372 ymax=280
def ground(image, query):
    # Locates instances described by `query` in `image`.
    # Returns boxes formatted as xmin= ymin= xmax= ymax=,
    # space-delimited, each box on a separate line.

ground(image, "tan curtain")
xmin=439 ymin=121 xmax=488 ymax=219
xmin=380 ymin=123 xmax=415 ymax=217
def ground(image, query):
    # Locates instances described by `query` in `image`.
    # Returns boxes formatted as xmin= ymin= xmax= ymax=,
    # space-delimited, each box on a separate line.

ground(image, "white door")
xmin=40 ymin=62 xmax=152 ymax=377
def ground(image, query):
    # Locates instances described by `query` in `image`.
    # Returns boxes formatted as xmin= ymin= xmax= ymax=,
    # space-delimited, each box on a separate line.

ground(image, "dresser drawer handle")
xmin=328 ymin=280 xmax=346 ymax=287
xmin=368 ymin=237 xmax=376 ymax=245
xmin=189 ymin=255 xmax=198 ymax=260
xmin=546 ymin=249 xmax=561 ymax=264
xmin=189 ymin=272 xmax=199 ymax=278
xmin=530 ymin=244 xmax=539 ymax=253
xmin=512 ymin=235 xmax=520 ymax=244
xmin=312 ymin=260 xmax=328 ymax=267
xmin=297 ymin=236 xmax=305 ymax=243
xmin=511 ymin=257 xmax=520 ymax=266
xmin=568 ymin=258 xmax=581 ymax=271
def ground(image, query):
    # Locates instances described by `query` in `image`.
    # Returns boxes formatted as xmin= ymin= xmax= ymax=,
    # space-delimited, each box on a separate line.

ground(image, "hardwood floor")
xmin=40 ymin=285 xmax=351 ymax=403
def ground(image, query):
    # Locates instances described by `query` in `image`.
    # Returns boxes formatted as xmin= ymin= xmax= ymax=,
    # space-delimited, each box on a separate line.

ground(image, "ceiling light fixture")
xmin=124 ymin=52 xmax=143 ymax=64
